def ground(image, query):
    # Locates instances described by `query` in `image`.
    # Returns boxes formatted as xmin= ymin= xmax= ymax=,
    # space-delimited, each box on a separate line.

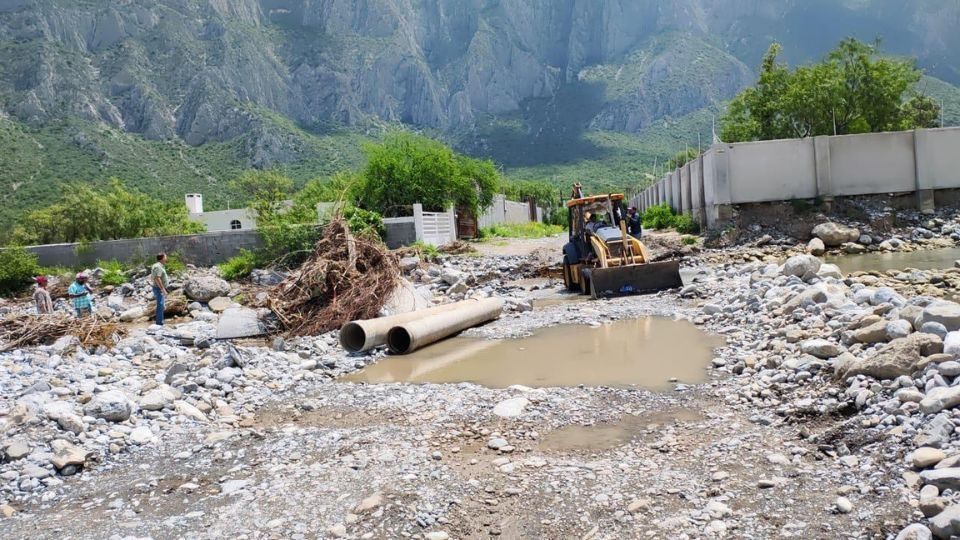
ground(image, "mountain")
xmin=1 ymin=0 xmax=960 ymax=226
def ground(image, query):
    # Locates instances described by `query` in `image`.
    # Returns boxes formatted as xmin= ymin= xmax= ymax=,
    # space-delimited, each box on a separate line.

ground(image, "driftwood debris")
xmin=0 ymin=314 xmax=125 ymax=352
xmin=270 ymin=219 xmax=399 ymax=336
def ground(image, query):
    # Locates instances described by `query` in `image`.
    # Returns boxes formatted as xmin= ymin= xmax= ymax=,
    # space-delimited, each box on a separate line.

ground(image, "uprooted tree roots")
xmin=269 ymin=219 xmax=399 ymax=336
xmin=0 ymin=314 xmax=126 ymax=352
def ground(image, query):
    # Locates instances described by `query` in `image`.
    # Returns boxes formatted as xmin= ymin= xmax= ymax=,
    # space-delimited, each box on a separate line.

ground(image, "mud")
xmin=342 ymin=318 xmax=724 ymax=390
xmin=827 ymin=246 xmax=960 ymax=273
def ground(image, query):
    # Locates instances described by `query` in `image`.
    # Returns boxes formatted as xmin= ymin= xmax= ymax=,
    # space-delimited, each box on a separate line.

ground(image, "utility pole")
xmin=942 ymin=99 xmax=946 ymax=128
xmin=832 ymin=110 xmax=837 ymax=136
xmin=697 ymin=132 xmax=702 ymax=154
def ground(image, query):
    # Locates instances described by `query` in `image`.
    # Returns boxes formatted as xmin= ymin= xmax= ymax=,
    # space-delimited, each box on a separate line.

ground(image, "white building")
xmin=186 ymin=194 xmax=257 ymax=232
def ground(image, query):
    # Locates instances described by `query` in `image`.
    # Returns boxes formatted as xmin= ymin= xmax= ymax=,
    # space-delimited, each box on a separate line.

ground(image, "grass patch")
xmin=478 ymin=222 xmax=565 ymax=240
xmin=681 ymin=235 xmax=698 ymax=246
xmin=409 ymin=241 xmax=441 ymax=260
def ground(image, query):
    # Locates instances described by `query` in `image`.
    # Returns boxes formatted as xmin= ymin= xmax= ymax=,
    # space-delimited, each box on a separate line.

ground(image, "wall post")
xmin=813 ymin=135 xmax=834 ymax=211
xmin=914 ymin=129 xmax=936 ymax=214
xmin=413 ymin=203 xmax=425 ymax=242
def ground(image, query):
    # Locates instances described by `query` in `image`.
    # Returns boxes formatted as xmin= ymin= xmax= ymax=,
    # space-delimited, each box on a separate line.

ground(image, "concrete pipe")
xmin=387 ymin=298 xmax=505 ymax=355
xmin=340 ymin=301 xmax=468 ymax=353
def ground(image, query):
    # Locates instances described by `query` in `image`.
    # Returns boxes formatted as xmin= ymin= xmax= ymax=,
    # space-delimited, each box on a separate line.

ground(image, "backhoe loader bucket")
xmin=586 ymin=260 xmax=683 ymax=299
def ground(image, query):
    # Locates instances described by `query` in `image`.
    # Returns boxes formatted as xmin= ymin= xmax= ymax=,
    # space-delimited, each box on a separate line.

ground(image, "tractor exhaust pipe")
xmin=340 ymin=302 xmax=464 ymax=353
xmin=387 ymin=298 xmax=505 ymax=355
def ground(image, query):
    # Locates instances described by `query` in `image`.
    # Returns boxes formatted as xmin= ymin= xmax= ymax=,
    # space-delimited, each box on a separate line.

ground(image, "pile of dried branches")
xmin=0 ymin=314 xmax=126 ymax=352
xmin=269 ymin=218 xmax=399 ymax=336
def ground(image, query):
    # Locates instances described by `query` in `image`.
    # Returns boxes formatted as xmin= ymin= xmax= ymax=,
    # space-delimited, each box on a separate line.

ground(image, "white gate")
xmin=413 ymin=204 xmax=457 ymax=246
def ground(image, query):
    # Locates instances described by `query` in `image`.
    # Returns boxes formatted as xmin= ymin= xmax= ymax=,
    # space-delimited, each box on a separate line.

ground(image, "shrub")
xmin=165 ymin=252 xmax=187 ymax=276
xmin=220 ymin=249 xmax=258 ymax=281
xmin=98 ymin=259 xmax=128 ymax=287
xmin=410 ymin=241 xmax=440 ymax=260
xmin=0 ymin=246 xmax=41 ymax=296
xmin=681 ymin=235 xmax=698 ymax=246
xmin=344 ymin=206 xmax=385 ymax=238
xmin=673 ymin=214 xmax=700 ymax=235
xmin=641 ymin=204 xmax=676 ymax=230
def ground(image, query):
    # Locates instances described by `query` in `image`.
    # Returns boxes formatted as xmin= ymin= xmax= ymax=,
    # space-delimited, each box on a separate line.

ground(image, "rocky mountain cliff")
xmin=0 ymin=0 xmax=959 ymax=225
xmin=4 ymin=1 xmax=958 ymax=147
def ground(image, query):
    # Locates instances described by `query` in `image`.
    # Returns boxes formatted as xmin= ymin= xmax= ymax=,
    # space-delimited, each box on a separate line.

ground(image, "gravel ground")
xmin=6 ymin=214 xmax=960 ymax=539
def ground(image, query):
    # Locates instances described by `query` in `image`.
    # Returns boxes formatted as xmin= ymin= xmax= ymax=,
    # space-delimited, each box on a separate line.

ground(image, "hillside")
xmin=1 ymin=0 xmax=960 ymax=227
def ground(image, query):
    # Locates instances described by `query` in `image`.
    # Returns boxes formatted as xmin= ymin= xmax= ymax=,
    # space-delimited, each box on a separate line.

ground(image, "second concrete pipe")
xmin=339 ymin=301 xmax=466 ymax=353
xmin=387 ymin=297 xmax=505 ymax=355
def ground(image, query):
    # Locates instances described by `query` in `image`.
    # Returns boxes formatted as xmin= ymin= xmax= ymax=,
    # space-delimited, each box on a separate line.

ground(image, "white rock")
xmin=800 ymin=339 xmax=840 ymax=359
xmin=129 ymin=426 xmax=154 ymax=445
xmin=835 ymin=497 xmax=853 ymax=514
xmin=83 ymin=390 xmax=133 ymax=422
xmin=493 ymin=397 xmax=529 ymax=418
xmin=782 ymin=254 xmax=822 ymax=278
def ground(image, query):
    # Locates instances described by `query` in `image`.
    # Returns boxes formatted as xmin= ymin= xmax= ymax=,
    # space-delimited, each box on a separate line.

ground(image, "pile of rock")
xmin=692 ymin=253 xmax=960 ymax=538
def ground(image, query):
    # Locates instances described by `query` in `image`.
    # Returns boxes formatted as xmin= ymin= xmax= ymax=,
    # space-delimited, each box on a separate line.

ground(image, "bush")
xmin=641 ymin=204 xmax=700 ymax=234
xmin=165 ymin=252 xmax=187 ymax=276
xmin=681 ymin=235 xmax=698 ymax=246
xmin=641 ymin=204 xmax=676 ymax=230
xmin=344 ymin=206 xmax=385 ymax=238
xmin=98 ymin=259 xmax=128 ymax=287
xmin=0 ymin=246 xmax=40 ymax=296
xmin=219 ymin=249 xmax=258 ymax=281
xmin=673 ymin=214 xmax=700 ymax=235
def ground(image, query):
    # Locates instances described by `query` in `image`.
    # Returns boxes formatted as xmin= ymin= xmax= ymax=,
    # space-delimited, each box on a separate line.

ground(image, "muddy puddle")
xmin=540 ymin=408 xmax=703 ymax=453
xmin=827 ymin=247 xmax=960 ymax=274
xmin=342 ymin=318 xmax=724 ymax=390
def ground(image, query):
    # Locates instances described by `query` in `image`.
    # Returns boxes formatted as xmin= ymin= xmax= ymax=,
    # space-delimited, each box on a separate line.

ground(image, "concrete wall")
xmin=725 ymin=138 xmax=817 ymax=203
xmin=26 ymin=230 xmax=265 ymax=268
xmin=190 ymin=209 xmax=256 ymax=232
xmin=638 ymin=127 xmax=960 ymax=229
xmin=478 ymin=195 xmax=541 ymax=229
xmin=383 ymin=219 xmax=416 ymax=249
xmin=829 ymin=131 xmax=916 ymax=196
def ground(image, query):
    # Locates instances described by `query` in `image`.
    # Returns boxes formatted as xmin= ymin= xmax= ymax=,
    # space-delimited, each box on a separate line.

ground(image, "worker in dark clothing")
xmin=626 ymin=207 xmax=642 ymax=239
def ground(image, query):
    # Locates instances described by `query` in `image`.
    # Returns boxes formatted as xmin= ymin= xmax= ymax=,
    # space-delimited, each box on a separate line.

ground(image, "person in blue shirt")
xmin=67 ymin=273 xmax=94 ymax=318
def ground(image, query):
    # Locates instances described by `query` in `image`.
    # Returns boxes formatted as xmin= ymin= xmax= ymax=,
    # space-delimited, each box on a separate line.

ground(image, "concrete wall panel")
xmin=916 ymin=128 xmax=960 ymax=189
xmin=725 ymin=138 xmax=817 ymax=203
xmin=829 ymin=131 xmax=916 ymax=195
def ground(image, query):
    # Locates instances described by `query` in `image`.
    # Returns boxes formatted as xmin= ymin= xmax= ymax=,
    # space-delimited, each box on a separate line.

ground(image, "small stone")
xmin=129 ymin=426 xmax=154 ymax=445
xmin=425 ymin=533 xmax=450 ymax=540
xmin=0 ymin=505 xmax=14 ymax=518
xmin=327 ymin=523 xmax=348 ymax=538
xmin=487 ymin=438 xmax=509 ymax=450
xmin=835 ymin=497 xmax=852 ymax=514
xmin=4 ymin=441 xmax=30 ymax=461
xmin=355 ymin=492 xmax=383 ymax=513
xmin=83 ymin=390 xmax=133 ymax=422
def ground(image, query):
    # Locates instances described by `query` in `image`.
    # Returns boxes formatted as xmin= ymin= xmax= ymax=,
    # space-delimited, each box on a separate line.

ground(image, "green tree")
xmin=666 ymin=148 xmax=700 ymax=170
xmin=356 ymin=132 xmax=499 ymax=216
xmin=721 ymin=39 xmax=938 ymax=142
xmin=11 ymin=179 xmax=205 ymax=245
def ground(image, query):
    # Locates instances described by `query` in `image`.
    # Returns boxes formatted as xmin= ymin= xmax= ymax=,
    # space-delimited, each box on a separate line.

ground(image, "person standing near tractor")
xmin=151 ymin=253 xmax=169 ymax=326
xmin=627 ymin=207 xmax=643 ymax=239
xmin=67 ymin=273 xmax=94 ymax=318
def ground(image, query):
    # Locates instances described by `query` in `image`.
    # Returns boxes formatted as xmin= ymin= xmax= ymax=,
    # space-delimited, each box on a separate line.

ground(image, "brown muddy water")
xmin=540 ymin=408 xmax=704 ymax=453
xmin=342 ymin=318 xmax=725 ymax=390
xmin=827 ymin=247 xmax=960 ymax=274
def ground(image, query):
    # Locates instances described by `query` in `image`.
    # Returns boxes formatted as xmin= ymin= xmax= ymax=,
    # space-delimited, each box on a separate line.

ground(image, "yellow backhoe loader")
xmin=562 ymin=194 xmax=683 ymax=298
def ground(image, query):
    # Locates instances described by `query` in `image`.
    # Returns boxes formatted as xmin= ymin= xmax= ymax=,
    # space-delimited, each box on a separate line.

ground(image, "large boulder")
xmin=812 ymin=223 xmax=861 ymax=247
xmin=780 ymin=282 xmax=850 ymax=313
xmin=920 ymin=302 xmax=960 ymax=332
xmin=800 ymin=339 xmax=841 ymax=359
xmin=921 ymin=387 xmax=960 ymax=414
xmin=82 ymin=390 xmax=134 ymax=422
xmin=782 ymin=254 xmax=821 ymax=278
xmin=894 ymin=523 xmax=932 ymax=540
xmin=216 ymin=308 xmax=266 ymax=339
xmin=184 ymin=276 xmax=231 ymax=302
xmin=835 ymin=333 xmax=943 ymax=380
xmin=931 ymin=505 xmax=960 ymax=539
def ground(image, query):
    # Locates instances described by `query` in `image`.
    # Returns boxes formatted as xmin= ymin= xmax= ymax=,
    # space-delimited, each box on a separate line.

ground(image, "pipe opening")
xmin=387 ymin=327 xmax=413 ymax=355
xmin=339 ymin=323 xmax=368 ymax=353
